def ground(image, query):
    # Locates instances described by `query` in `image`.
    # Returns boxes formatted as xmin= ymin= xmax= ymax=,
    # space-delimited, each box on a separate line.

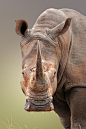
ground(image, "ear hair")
xmin=15 ymin=20 xmax=28 ymax=36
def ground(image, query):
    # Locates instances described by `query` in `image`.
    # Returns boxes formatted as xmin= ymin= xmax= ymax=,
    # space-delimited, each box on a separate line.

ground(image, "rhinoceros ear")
xmin=15 ymin=20 xmax=28 ymax=36
xmin=46 ymin=18 xmax=71 ymax=40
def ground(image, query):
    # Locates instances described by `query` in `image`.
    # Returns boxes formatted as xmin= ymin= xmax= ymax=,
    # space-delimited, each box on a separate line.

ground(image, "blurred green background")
xmin=0 ymin=0 xmax=86 ymax=128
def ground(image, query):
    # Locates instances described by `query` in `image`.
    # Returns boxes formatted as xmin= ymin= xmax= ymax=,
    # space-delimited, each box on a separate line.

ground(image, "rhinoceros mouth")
xmin=24 ymin=91 xmax=54 ymax=111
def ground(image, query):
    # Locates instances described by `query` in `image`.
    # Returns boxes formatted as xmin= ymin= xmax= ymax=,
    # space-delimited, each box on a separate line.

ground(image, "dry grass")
xmin=0 ymin=116 xmax=41 ymax=129
xmin=79 ymin=124 xmax=81 ymax=129
xmin=0 ymin=116 xmax=28 ymax=129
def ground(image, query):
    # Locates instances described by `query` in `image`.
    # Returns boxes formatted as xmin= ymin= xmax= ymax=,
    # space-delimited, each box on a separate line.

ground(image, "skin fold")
xmin=15 ymin=8 xmax=86 ymax=129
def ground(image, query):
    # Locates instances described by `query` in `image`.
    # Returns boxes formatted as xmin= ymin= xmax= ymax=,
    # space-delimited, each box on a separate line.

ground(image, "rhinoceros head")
xmin=15 ymin=10 xmax=71 ymax=111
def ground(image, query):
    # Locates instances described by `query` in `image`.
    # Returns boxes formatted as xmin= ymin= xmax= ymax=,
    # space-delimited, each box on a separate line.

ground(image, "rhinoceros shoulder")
xmin=60 ymin=9 xmax=86 ymax=91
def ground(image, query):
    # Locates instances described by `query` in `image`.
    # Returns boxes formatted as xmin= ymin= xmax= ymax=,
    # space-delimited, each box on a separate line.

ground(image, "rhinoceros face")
xmin=15 ymin=18 xmax=71 ymax=111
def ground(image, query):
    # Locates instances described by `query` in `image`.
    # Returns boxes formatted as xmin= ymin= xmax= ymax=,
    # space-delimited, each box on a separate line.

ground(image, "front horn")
xmin=32 ymin=40 xmax=48 ymax=92
xmin=36 ymin=40 xmax=44 ymax=80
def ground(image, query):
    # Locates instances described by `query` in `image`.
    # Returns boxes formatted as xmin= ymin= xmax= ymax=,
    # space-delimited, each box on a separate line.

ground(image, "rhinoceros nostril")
xmin=50 ymin=102 xmax=54 ymax=110
xmin=24 ymin=100 xmax=30 ymax=111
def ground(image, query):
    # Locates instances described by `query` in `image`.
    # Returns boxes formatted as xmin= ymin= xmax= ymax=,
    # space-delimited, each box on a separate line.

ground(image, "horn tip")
xmin=37 ymin=40 xmax=40 ymax=53
xmin=37 ymin=40 xmax=39 ymax=47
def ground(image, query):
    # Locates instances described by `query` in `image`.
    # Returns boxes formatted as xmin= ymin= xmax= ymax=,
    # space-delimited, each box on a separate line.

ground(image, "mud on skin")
xmin=15 ymin=8 xmax=86 ymax=129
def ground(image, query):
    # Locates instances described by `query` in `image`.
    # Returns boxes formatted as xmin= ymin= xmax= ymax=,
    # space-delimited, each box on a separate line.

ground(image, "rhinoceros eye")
xmin=54 ymin=71 xmax=57 ymax=76
xmin=22 ymin=72 xmax=24 ymax=76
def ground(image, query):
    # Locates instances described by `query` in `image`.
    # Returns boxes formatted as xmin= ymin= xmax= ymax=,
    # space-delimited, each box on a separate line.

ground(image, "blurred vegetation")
xmin=0 ymin=116 xmax=63 ymax=129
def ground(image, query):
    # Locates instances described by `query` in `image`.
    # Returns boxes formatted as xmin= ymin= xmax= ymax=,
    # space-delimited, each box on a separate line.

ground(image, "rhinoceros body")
xmin=15 ymin=8 xmax=86 ymax=129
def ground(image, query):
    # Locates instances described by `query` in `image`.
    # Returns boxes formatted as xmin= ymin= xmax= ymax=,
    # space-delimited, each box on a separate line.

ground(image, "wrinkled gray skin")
xmin=15 ymin=8 xmax=86 ymax=129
